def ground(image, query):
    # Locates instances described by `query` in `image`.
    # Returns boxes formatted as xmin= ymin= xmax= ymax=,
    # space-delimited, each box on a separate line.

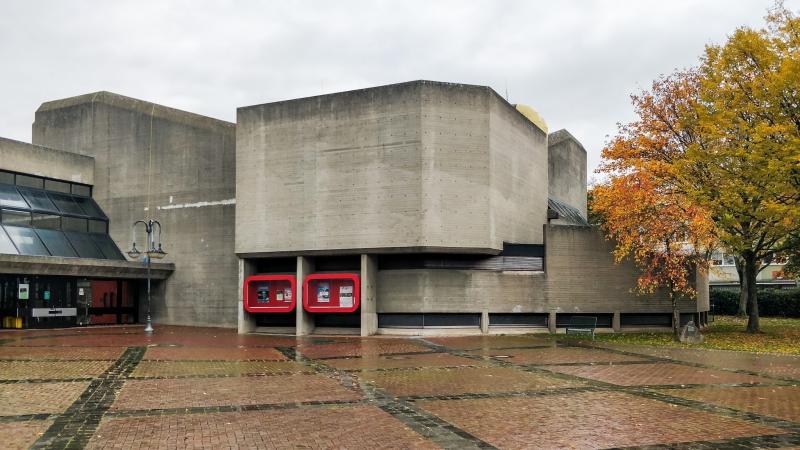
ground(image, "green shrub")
xmin=710 ymin=288 xmax=800 ymax=317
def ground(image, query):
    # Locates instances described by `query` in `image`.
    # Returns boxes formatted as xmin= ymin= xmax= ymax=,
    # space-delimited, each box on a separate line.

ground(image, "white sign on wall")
xmin=339 ymin=285 xmax=353 ymax=308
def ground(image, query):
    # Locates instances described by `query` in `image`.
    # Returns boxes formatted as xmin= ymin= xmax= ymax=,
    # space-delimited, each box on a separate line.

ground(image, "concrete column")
xmin=237 ymin=258 xmax=257 ymax=334
xmin=548 ymin=310 xmax=557 ymax=333
xmin=481 ymin=311 xmax=489 ymax=334
xmin=296 ymin=256 xmax=315 ymax=336
xmin=360 ymin=254 xmax=378 ymax=336
xmin=612 ymin=311 xmax=621 ymax=332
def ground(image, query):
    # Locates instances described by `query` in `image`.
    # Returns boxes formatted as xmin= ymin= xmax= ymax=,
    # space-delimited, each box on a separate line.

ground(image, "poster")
xmin=339 ymin=285 xmax=353 ymax=308
xmin=317 ymin=282 xmax=330 ymax=303
xmin=18 ymin=283 xmax=29 ymax=300
xmin=276 ymin=291 xmax=284 ymax=302
xmin=285 ymin=288 xmax=292 ymax=301
xmin=257 ymin=285 xmax=270 ymax=304
xmin=44 ymin=291 xmax=51 ymax=301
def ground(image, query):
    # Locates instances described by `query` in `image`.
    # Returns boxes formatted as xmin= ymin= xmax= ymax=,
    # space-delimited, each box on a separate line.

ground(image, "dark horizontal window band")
xmin=378 ymin=313 xmax=481 ymax=328
xmin=379 ymin=254 xmax=543 ymax=271
xmin=0 ymin=169 xmax=91 ymax=196
xmin=489 ymin=313 xmax=548 ymax=327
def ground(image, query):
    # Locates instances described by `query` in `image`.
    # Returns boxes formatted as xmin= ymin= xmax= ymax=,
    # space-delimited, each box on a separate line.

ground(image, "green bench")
xmin=565 ymin=316 xmax=597 ymax=340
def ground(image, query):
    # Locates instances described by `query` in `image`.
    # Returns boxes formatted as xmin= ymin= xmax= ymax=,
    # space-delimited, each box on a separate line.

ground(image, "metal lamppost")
xmin=128 ymin=219 xmax=166 ymax=333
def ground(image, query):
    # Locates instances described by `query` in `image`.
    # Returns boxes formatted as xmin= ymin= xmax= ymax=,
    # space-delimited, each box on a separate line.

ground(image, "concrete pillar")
xmin=548 ymin=310 xmax=557 ymax=333
xmin=481 ymin=311 xmax=489 ymax=334
xmin=237 ymin=259 xmax=257 ymax=334
xmin=612 ymin=311 xmax=621 ymax=332
xmin=360 ymin=254 xmax=378 ymax=336
xmin=296 ymin=256 xmax=315 ymax=336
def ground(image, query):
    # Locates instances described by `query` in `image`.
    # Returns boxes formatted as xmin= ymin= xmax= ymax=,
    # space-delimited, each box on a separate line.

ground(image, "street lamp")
xmin=128 ymin=219 xmax=166 ymax=333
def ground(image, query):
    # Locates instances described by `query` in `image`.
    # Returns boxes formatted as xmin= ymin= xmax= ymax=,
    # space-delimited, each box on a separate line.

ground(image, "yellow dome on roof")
xmin=515 ymin=104 xmax=548 ymax=134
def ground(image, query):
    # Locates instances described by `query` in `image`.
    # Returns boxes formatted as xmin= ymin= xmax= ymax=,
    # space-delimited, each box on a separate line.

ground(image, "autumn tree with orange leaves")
xmin=592 ymin=72 xmax=716 ymax=341
xmin=594 ymin=2 xmax=800 ymax=335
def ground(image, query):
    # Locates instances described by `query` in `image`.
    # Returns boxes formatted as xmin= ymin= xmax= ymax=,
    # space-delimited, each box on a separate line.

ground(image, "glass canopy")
xmin=0 ymin=170 xmax=123 ymax=261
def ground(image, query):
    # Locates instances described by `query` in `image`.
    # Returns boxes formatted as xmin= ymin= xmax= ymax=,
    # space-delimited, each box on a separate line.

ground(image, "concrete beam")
xmin=237 ymin=259 xmax=257 ymax=334
xmin=296 ymin=256 xmax=314 ymax=336
xmin=0 ymin=254 xmax=174 ymax=279
xmin=0 ymin=137 xmax=95 ymax=185
xmin=360 ymin=254 xmax=378 ymax=336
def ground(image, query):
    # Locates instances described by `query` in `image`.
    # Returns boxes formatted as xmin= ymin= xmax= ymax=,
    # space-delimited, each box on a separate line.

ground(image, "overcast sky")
xmin=1 ymin=1 xmax=795 ymax=180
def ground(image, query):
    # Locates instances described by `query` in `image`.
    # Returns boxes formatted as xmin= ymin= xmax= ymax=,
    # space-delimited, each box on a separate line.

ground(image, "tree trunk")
xmin=744 ymin=253 xmax=760 ymax=333
xmin=735 ymin=257 xmax=748 ymax=317
xmin=671 ymin=290 xmax=680 ymax=342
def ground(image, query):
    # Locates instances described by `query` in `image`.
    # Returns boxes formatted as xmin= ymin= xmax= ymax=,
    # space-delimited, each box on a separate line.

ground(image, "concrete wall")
xmin=488 ymin=93 xmax=548 ymax=246
xmin=544 ymin=224 xmax=699 ymax=313
xmin=0 ymin=137 xmax=94 ymax=185
xmin=377 ymin=225 xmax=705 ymax=315
xmin=32 ymin=91 xmax=238 ymax=327
xmin=236 ymin=81 xmax=548 ymax=257
xmin=548 ymin=130 xmax=587 ymax=218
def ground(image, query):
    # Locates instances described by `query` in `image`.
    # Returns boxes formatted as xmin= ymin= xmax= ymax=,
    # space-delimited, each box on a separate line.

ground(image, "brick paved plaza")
xmin=1 ymin=326 xmax=799 ymax=449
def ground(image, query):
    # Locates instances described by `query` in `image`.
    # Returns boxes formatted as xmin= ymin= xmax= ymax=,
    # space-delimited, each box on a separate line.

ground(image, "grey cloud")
xmin=0 ymin=0 xmax=792 ymax=178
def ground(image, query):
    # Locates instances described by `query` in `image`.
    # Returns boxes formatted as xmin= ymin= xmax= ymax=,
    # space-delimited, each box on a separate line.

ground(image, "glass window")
xmin=61 ymin=216 xmax=87 ymax=232
xmin=32 ymin=214 xmax=60 ymax=230
xmin=44 ymin=179 xmax=71 ymax=193
xmin=88 ymin=220 xmax=107 ymax=234
xmin=723 ymin=254 xmax=736 ymax=266
xmin=3 ymin=225 xmax=50 ymax=256
xmin=71 ymin=184 xmax=91 ymax=197
xmin=0 ymin=171 xmax=13 ymax=185
xmin=71 ymin=196 xmax=106 ymax=219
xmin=0 ymin=184 xmax=29 ymax=209
xmin=1 ymin=210 xmax=31 ymax=227
xmin=64 ymin=232 xmax=104 ymax=259
xmin=15 ymin=174 xmax=43 ymax=189
xmin=711 ymin=251 xmax=723 ymax=266
xmin=35 ymin=229 xmax=77 ymax=257
xmin=90 ymin=233 xmax=125 ymax=260
xmin=0 ymin=227 xmax=18 ymax=255
xmin=48 ymin=192 xmax=86 ymax=216
xmin=17 ymin=187 xmax=58 ymax=213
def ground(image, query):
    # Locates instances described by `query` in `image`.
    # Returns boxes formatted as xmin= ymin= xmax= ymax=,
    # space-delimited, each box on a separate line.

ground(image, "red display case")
xmin=243 ymin=275 xmax=297 ymax=313
xmin=303 ymin=273 xmax=360 ymax=313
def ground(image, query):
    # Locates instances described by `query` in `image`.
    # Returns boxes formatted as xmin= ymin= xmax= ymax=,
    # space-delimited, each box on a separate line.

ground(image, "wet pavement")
xmin=0 ymin=326 xmax=798 ymax=449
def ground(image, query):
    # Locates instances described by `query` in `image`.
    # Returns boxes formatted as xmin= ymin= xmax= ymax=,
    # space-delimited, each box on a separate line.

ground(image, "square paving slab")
xmin=0 ymin=419 xmax=54 ymax=450
xmin=546 ymin=362 xmax=775 ymax=386
xmin=89 ymin=405 xmax=437 ymax=449
xmin=143 ymin=346 xmax=287 ymax=361
xmin=0 ymin=381 xmax=89 ymax=416
xmin=426 ymin=335 xmax=550 ymax=350
xmin=0 ymin=360 xmax=112 ymax=380
xmin=130 ymin=360 xmax=308 ymax=378
xmin=324 ymin=352 xmax=486 ymax=371
xmin=0 ymin=346 xmax=124 ymax=360
xmin=298 ymin=339 xmax=432 ymax=359
xmin=467 ymin=346 xmax=649 ymax=364
xmin=416 ymin=391 xmax=788 ymax=449
xmin=112 ymin=374 xmax=361 ymax=411
xmin=360 ymin=366 xmax=583 ymax=397
xmin=657 ymin=385 xmax=800 ymax=422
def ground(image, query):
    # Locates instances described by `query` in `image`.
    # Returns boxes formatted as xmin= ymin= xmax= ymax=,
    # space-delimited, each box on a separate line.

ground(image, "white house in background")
xmin=709 ymin=250 xmax=797 ymax=290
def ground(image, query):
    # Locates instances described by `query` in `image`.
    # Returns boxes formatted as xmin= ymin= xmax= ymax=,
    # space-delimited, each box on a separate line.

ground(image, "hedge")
xmin=710 ymin=288 xmax=800 ymax=317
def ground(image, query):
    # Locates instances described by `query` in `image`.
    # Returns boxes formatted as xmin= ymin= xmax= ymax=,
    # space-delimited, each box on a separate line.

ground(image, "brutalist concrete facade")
xmin=32 ymin=92 xmax=237 ymax=327
xmin=236 ymin=81 xmax=709 ymax=336
xmin=236 ymin=81 xmax=547 ymax=256
xmin=0 ymin=80 xmax=708 ymax=333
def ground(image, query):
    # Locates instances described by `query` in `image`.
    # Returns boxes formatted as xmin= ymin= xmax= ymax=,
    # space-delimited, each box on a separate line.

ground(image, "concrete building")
xmin=0 ymin=80 xmax=709 ymax=333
